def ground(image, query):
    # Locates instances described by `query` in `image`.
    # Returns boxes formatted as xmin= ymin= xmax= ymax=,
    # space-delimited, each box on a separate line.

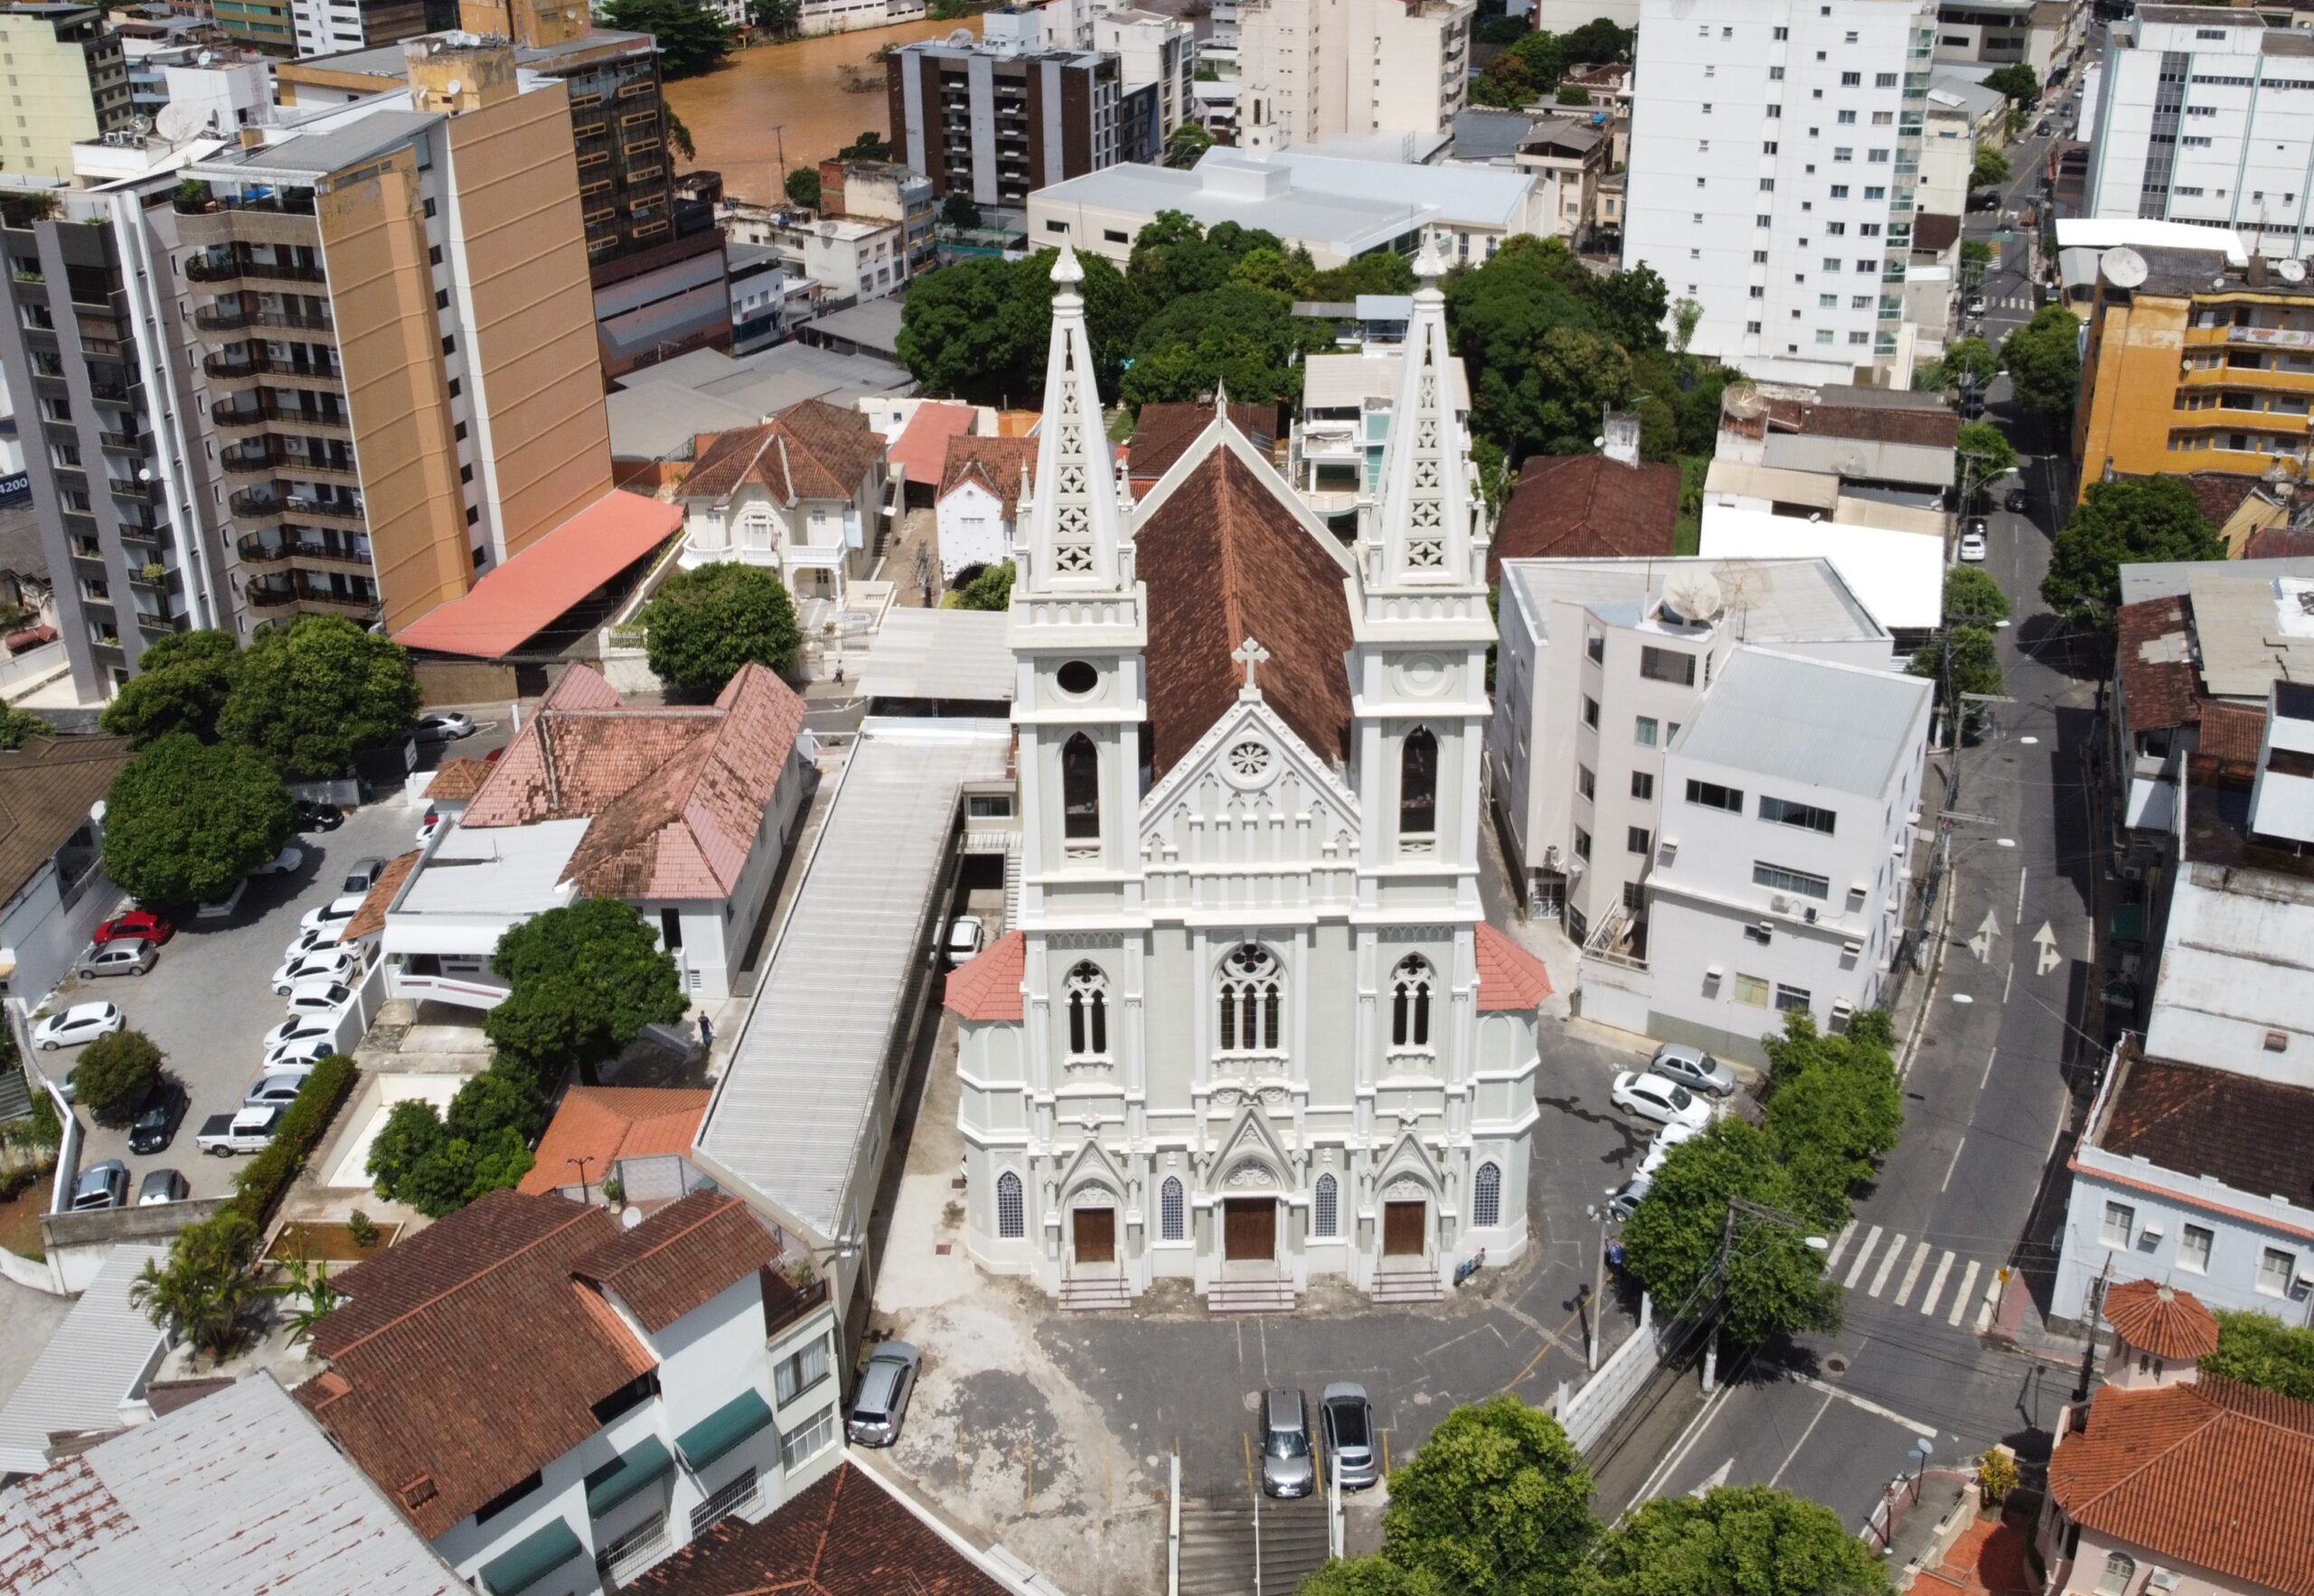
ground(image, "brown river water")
xmin=664 ymin=18 xmax=985 ymax=205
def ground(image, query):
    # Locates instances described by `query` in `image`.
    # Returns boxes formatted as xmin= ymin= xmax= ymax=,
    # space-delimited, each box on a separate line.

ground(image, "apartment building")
xmin=819 ymin=159 xmax=936 ymax=271
xmin=289 ymin=0 xmax=427 ymax=56
xmin=0 ymin=5 xmax=131 ymax=180
xmin=888 ymin=14 xmax=1123 ymax=213
xmin=2084 ymin=7 xmax=2314 ymax=258
xmin=1624 ymin=0 xmax=1940 ymax=386
xmin=1232 ymin=0 xmax=1472 ymax=153
xmin=1933 ymin=0 xmax=2084 ymax=75
xmin=1040 ymin=0 xmax=1196 ymax=143
xmin=213 ymin=0 xmax=295 ymax=52
xmin=796 ymin=0 xmax=924 ymax=36
xmin=279 ymin=9 xmax=731 ymax=377
xmin=2074 ymin=239 xmax=2314 ymax=500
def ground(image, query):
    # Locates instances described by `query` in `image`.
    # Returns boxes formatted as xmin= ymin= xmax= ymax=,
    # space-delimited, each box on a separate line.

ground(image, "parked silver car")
xmin=1648 ymin=1043 xmax=1736 ymax=1098
xmin=1260 ymin=1388 xmax=1314 ymax=1498
xmin=75 ymin=937 xmax=155 ymax=980
xmin=70 ymin=1159 xmax=128 ymax=1212
xmin=1319 ymin=1383 xmax=1378 ymax=1491
xmin=846 ymin=1340 xmax=920 ymax=1447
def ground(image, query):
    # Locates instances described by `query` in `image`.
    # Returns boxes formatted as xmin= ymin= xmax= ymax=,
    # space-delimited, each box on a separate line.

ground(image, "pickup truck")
xmin=196 ymin=1104 xmax=281 ymax=1157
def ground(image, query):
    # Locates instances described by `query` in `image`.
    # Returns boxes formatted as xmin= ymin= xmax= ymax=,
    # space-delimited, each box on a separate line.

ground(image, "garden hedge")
xmin=230 ymin=1053 xmax=357 ymax=1225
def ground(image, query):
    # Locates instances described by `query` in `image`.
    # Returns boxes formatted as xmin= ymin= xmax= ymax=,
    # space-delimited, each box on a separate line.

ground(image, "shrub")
xmin=229 ymin=1053 xmax=356 ymax=1225
xmin=72 ymin=1029 xmax=163 ymax=1127
xmin=1977 ymin=1447 xmax=2018 ymax=1506
xmin=346 ymin=1208 xmax=380 ymax=1249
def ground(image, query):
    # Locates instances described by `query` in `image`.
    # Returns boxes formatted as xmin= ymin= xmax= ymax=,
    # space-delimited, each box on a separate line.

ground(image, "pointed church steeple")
xmin=1018 ymin=245 xmax=1132 ymax=595
xmin=1363 ymin=237 xmax=1487 ymax=592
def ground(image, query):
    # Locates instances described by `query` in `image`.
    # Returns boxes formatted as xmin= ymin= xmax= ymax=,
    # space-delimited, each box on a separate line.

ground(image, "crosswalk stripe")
xmin=1842 ymin=1225 xmax=1883 ymax=1290
xmin=1867 ymin=1233 xmax=1906 ymax=1299
xmin=1920 ymin=1252 xmax=1954 ymax=1317
xmin=1826 ymin=1221 xmax=1860 ymax=1269
xmin=1893 ymin=1241 xmax=1931 ymax=1307
xmin=1947 ymin=1260 xmax=1980 ymax=1328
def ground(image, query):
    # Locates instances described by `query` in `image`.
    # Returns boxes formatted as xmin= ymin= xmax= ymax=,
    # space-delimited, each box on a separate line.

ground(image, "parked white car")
xmin=945 ymin=915 xmax=985 ymax=966
xmin=299 ymin=895 xmax=367 ymax=935
xmin=264 ymin=1015 xmax=333 ymax=1053
xmin=283 ymin=979 xmax=355 ymax=1019
xmin=33 ymin=1001 xmax=123 ymax=1052
xmin=282 ymin=925 xmax=338 ymax=963
xmin=1635 ymin=1119 xmax=1702 ymax=1180
xmin=270 ymin=946 xmax=360 ymax=996
xmin=1611 ymin=1070 xmax=1713 ymax=1131
xmin=249 ymin=845 xmax=305 ymax=878
xmin=265 ymin=1033 xmax=335 ymax=1072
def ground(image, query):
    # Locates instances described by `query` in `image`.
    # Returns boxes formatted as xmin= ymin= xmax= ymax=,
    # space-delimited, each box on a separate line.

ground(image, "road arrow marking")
xmin=1970 ymin=909 xmax=2001 ymax=962
xmin=1690 ymin=1459 xmax=1733 ymax=1497
xmin=2033 ymin=921 xmax=2061 ymax=976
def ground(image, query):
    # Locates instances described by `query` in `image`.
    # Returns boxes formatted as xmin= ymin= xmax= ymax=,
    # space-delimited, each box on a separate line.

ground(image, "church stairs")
xmin=1058 ymin=1274 xmax=1133 ymax=1312
xmin=1206 ymin=1277 xmax=1298 ymax=1314
xmin=1369 ymin=1263 xmax=1444 ymax=1305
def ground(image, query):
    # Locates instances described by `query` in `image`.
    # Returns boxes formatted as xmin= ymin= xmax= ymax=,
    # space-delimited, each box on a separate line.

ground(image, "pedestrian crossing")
xmin=1970 ymin=295 xmax=2035 ymax=315
xmin=1824 ymin=1222 xmax=2000 ymax=1332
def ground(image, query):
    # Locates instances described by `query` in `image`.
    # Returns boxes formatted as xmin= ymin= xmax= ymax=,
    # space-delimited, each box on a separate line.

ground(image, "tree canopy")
xmin=73 ymin=1029 xmax=162 ymax=1127
xmin=365 ymin=1079 xmax=538 ymax=1219
xmin=131 ymin=1209 xmax=265 ymax=1363
xmin=100 ymin=733 xmax=294 ymax=906
xmin=1378 ymin=1396 xmax=1595 ymax=1596
xmin=2206 ymin=1309 xmax=2314 ymax=1402
xmin=1971 ymin=147 xmax=2011 ymax=190
xmin=485 ymin=898 xmax=688 ymax=1090
xmin=1590 ymin=1486 xmax=1892 ymax=1596
xmin=938 ymin=192 xmax=982 ymax=230
xmin=215 ymin=614 xmax=419 ymax=775
xmin=1117 ymin=282 xmax=1332 ymax=408
xmin=640 ymin=560 xmax=802 ymax=696
xmin=101 ymin=628 xmax=242 ymax=746
xmin=1942 ymin=564 xmax=2011 ymax=626
xmin=1165 ymin=120 xmax=1215 ymax=168
xmin=1761 ymin=1010 xmax=1905 ymax=1216
xmin=2000 ymin=304 xmax=2083 ymax=417
xmin=783 ymin=166 xmax=821 ymax=209
xmin=1944 ymin=334 xmax=1999 ymax=387
xmin=2042 ymin=475 xmax=2223 ymax=632
xmin=835 ymin=131 xmax=890 ymax=161
xmin=1986 ymin=62 xmax=2041 ymax=102
xmin=598 ymin=0 xmax=731 ymax=77
xmin=951 ymin=560 xmax=1014 ymax=611
xmin=1955 ymin=421 xmax=2018 ymax=496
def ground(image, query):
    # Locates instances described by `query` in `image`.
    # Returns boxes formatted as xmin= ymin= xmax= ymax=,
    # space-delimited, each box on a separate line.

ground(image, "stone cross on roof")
xmin=1233 ymin=635 xmax=1270 ymax=699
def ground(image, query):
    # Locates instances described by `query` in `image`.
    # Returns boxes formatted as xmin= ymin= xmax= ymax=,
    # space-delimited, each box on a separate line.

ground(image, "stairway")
xmin=1177 ymin=1497 xmax=1257 ymax=1596
xmin=1058 ymin=1273 xmax=1132 ymax=1312
xmin=1259 ymin=1495 xmax=1332 ymax=1594
xmin=1208 ymin=1276 xmax=1298 ymax=1314
xmin=1369 ymin=1263 xmax=1444 ymax=1305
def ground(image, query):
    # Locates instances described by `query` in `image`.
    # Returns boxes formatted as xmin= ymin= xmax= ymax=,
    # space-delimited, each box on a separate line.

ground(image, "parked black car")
xmin=295 ymin=800 xmax=345 ymax=832
xmin=128 ymin=1078 xmax=187 ymax=1155
xmin=2004 ymin=487 xmax=2032 ymax=514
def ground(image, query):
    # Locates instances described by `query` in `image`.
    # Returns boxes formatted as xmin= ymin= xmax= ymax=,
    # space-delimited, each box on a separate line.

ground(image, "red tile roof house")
xmin=2036 ymin=1281 xmax=2314 ymax=1596
xmin=294 ymin=1188 xmax=843 ymax=1596
xmin=673 ymin=399 xmax=889 ymax=610
xmin=933 ymin=434 xmax=1038 ymax=583
xmin=379 ymin=662 xmax=811 ymax=1009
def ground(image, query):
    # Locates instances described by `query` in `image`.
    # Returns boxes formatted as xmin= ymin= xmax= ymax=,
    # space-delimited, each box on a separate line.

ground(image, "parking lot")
xmin=34 ymin=795 xmax=424 ymax=1202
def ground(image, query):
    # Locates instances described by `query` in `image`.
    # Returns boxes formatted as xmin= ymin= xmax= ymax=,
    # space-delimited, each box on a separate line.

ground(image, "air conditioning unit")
xmin=1803 ymin=906 xmax=1820 ymax=924
xmin=2148 ymin=1571 xmax=2182 ymax=1594
xmin=1770 ymin=895 xmax=1792 ymax=915
xmin=1756 ymin=919 xmax=1775 ymax=938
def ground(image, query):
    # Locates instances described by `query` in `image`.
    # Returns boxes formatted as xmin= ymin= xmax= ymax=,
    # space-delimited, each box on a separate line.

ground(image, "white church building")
xmin=943 ymin=243 xmax=1551 ymax=1311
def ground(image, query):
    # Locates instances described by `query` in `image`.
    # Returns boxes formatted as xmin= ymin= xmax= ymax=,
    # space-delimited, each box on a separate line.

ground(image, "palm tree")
xmin=129 ymin=1211 xmax=263 ymax=1365
xmin=263 ymin=1251 xmax=340 ymax=1344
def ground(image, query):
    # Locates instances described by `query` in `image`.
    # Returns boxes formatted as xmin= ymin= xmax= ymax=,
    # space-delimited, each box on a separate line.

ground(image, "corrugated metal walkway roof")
xmin=0 ymin=1244 xmax=168 ymax=1479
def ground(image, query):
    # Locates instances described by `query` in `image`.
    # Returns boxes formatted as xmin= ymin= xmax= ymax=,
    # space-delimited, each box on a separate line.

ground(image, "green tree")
xmin=2042 ymin=475 xmax=2223 ymax=632
xmin=130 ymin=1210 xmax=263 ymax=1365
xmin=1942 ymin=565 xmax=2010 ymax=626
xmin=367 ymin=1077 xmax=538 ymax=1217
xmin=1912 ymin=624 xmax=2004 ymax=744
xmin=1561 ymin=17 xmax=1636 ymax=62
xmin=216 ymin=614 xmax=420 ymax=775
xmin=1761 ymin=1010 xmax=1905 ymax=1216
xmin=100 ymin=733 xmax=293 ymax=906
xmin=1955 ymin=420 xmax=2018 ymax=501
xmin=2000 ymin=303 xmax=2083 ymax=417
xmin=446 ymin=1066 xmax=546 ymax=1143
xmin=898 ymin=249 xmax=1138 ymax=404
xmin=1305 ymin=249 xmax=1416 ymax=300
xmin=1228 ymin=245 xmax=1312 ymax=298
xmin=1556 ymin=84 xmax=1592 ymax=105
xmin=665 ymin=107 xmax=696 ymax=162
xmin=1127 ymin=211 xmax=1286 ymax=306
xmin=0 ymin=706 xmax=45 ymax=749
xmin=1118 ymin=282 xmax=1331 ymax=408
xmin=365 ymin=1097 xmax=447 ymax=1198
xmin=1477 ymin=15 xmax=1529 ymax=46
xmin=100 ymin=628 xmax=242 ymax=746
xmin=1301 ymin=1558 xmax=1449 ymax=1596
xmin=784 ymin=165 xmax=821 ymax=209
xmin=2206 ymin=1309 xmax=2314 ymax=1401
xmin=953 ymin=560 xmax=1015 ymax=611
xmin=939 ymin=191 xmax=982 ymax=230
xmin=1468 ymin=52 xmax=1537 ymax=109
xmin=748 ymin=0 xmax=798 ymax=33
xmin=1166 ymin=119 xmax=1215 ymax=168
xmin=1944 ymin=333 xmax=1999 ymax=386
xmin=836 ymin=131 xmax=890 ymax=161
xmin=1591 ymin=1485 xmax=1892 ymax=1596
xmin=1986 ymin=62 xmax=2041 ymax=102
xmin=1623 ymin=1120 xmax=1844 ymax=1345
xmin=486 ymin=898 xmax=687 ymax=1088
xmin=1971 ymin=147 xmax=2012 ymax=190
xmin=71 ymin=1029 xmax=162 ymax=1127
xmin=640 ymin=560 xmax=801 ymax=695
xmin=598 ymin=0 xmax=733 ymax=78
xmin=263 ymin=1252 xmax=341 ymax=1345
xmin=1670 ymin=296 xmax=1703 ymax=358
xmin=1378 ymin=1396 xmax=1595 ymax=1596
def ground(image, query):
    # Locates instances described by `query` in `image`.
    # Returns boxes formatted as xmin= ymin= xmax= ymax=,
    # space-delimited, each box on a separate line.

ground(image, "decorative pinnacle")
xmin=1412 ymin=233 xmax=1451 ymax=287
xmin=1050 ymin=241 xmax=1086 ymax=287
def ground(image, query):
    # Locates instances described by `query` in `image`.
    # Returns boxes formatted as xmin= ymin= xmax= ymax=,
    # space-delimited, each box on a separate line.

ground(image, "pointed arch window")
xmin=1312 ymin=1173 xmax=1339 ymax=1238
xmin=996 ymin=1172 xmax=1025 ymax=1239
xmin=1400 ymin=727 xmax=1438 ymax=837
xmin=1391 ymin=954 xmax=1434 ymax=1048
xmin=1472 ymin=1161 xmax=1502 ymax=1228
xmin=1062 ymin=733 xmax=1100 ymax=840
xmin=1160 ymin=1177 xmax=1185 ymax=1241
xmin=1217 ymin=943 xmax=1283 ymax=1054
xmin=1065 ymin=961 xmax=1109 ymax=1058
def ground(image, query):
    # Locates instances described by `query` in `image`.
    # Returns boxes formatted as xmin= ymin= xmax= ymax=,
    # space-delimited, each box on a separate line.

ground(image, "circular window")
xmin=1227 ymin=740 xmax=1273 ymax=783
xmin=1057 ymin=660 xmax=1098 ymax=696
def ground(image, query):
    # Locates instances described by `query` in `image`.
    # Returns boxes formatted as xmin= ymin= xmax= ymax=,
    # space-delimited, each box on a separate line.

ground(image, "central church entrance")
xmin=1073 ymin=1208 xmax=1115 ymax=1265
xmin=1223 ymin=1197 xmax=1275 ymax=1262
xmin=1383 ymin=1199 xmax=1427 ymax=1256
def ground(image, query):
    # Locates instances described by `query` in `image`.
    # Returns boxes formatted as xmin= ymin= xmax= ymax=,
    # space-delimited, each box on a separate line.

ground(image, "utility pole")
xmin=568 ymin=1154 xmax=595 ymax=1205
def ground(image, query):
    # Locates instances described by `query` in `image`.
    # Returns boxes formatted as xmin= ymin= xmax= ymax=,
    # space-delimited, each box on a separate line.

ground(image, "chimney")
xmin=1600 ymin=408 xmax=1641 ymax=469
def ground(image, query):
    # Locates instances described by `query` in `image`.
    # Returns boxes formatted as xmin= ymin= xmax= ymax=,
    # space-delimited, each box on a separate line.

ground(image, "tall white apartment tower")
xmin=1234 ymin=0 xmax=1473 ymax=153
xmin=1624 ymin=0 xmax=1938 ymax=386
xmin=2084 ymin=8 xmax=2314 ymax=259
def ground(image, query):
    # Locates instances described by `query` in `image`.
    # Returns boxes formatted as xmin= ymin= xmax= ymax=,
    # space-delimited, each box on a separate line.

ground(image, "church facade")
xmin=944 ymin=243 xmax=1549 ymax=1308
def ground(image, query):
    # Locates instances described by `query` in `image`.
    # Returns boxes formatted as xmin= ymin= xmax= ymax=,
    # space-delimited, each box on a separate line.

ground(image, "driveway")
xmin=34 ymin=795 xmax=424 ymax=1202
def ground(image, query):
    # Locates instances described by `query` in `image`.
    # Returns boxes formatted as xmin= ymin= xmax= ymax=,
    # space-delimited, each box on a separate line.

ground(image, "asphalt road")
xmin=1631 ymin=387 xmax=2102 ymax=1526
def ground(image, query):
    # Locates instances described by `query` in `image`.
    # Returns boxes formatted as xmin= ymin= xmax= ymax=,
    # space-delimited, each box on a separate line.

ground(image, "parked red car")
xmin=96 ymin=909 xmax=174 ymax=945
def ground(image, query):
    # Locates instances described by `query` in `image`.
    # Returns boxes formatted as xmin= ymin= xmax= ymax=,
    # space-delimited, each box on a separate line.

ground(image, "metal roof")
xmin=0 ymin=1373 xmax=462 ymax=1592
xmin=1301 ymin=352 xmax=1471 ymax=410
xmin=1673 ymin=647 xmax=1931 ymax=798
xmin=1500 ymin=556 xmax=1886 ymax=648
xmin=854 ymin=607 xmax=1014 ymax=704
xmin=0 ymin=1244 xmax=168 ymax=1479
xmin=1697 ymin=505 xmax=1944 ymax=633
xmin=695 ymin=721 xmax=1011 ymax=1238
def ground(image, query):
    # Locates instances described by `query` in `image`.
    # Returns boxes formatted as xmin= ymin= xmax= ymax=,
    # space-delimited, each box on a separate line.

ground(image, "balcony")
xmin=192 ymin=304 xmax=334 ymax=341
xmin=290 ymin=580 xmax=380 ymax=618
xmin=210 ymin=395 xmax=351 ymax=433
xmin=287 ymin=537 xmax=372 ymax=575
xmin=183 ymin=251 xmax=326 ymax=288
xmin=230 ymin=486 xmax=365 ymax=527
xmin=219 ymin=441 xmax=358 ymax=483
xmin=202 ymin=347 xmax=343 ymax=388
xmin=244 ymin=577 xmax=297 ymax=609
xmin=174 ymin=190 xmax=319 ymax=251
xmin=237 ymin=533 xmax=291 ymax=564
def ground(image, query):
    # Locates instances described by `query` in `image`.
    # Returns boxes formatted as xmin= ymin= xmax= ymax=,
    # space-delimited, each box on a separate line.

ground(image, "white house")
xmin=935 ymin=434 xmax=1038 ymax=582
xmin=674 ymin=399 xmax=889 ymax=606
xmin=381 ymin=663 xmax=812 ymax=1008
xmin=297 ymin=1189 xmax=844 ymax=1596
xmin=939 ymin=242 xmax=1550 ymax=1311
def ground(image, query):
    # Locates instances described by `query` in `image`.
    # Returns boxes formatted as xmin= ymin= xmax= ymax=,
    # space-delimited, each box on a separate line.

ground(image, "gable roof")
xmin=2199 ymin=699 xmax=2267 ymax=764
xmin=518 ymin=1085 xmax=710 ymax=1195
xmin=569 ymin=1191 xmax=785 ymax=1334
xmin=2101 ymin=1279 xmax=2220 ymax=1362
xmin=2116 ymin=595 xmax=2201 ymax=737
xmin=679 ymin=399 xmax=883 ymax=506
xmin=338 ymin=850 xmax=420 ymax=944
xmin=461 ymin=662 xmax=808 ymax=900
xmin=2243 ymin=523 xmax=2314 ymax=561
xmin=1473 ymin=924 xmax=1553 ymax=1013
xmin=297 ymin=1190 xmax=655 ymax=1538
xmin=937 ymin=435 xmax=1039 ymax=519
xmin=887 ymin=401 xmax=975 ymax=484
xmin=425 ymin=756 xmax=494 ymax=803
xmin=1490 ymin=453 xmax=1680 ymax=579
xmin=943 ymin=929 xmax=1024 ymax=1021
xmin=1135 ymin=443 xmax=1356 ymax=777
xmin=2048 ymin=1374 xmax=2314 ymax=1596
xmin=1129 ymin=400 xmax=1276 ymax=487
xmin=2099 ymin=1052 xmax=2314 ymax=1210
xmin=621 ymin=1462 xmax=1010 ymax=1596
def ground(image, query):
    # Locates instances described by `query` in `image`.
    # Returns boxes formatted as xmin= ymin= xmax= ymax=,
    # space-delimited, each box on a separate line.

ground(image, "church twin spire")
xmin=1017 ymin=245 xmax=1132 ymax=595
xmin=1362 ymin=238 xmax=1487 ymax=593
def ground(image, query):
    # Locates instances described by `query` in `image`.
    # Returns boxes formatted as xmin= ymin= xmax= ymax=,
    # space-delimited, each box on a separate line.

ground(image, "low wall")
xmin=39 ymin=1197 xmax=230 ymax=1294
xmin=0 ymin=639 xmax=66 ymax=698
xmin=1552 ymin=1292 xmax=1656 ymax=1454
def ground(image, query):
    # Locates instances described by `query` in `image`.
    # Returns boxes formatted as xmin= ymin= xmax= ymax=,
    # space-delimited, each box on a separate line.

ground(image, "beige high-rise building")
xmin=1232 ymin=0 xmax=1472 ymax=154
xmin=0 ymin=5 xmax=130 ymax=180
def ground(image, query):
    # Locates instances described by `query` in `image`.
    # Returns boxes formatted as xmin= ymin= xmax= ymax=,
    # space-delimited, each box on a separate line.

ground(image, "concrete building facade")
xmin=0 ymin=5 xmax=130 ymax=180
xmin=1232 ymin=0 xmax=1472 ymax=154
xmin=888 ymin=17 xmax=1124 ymax=213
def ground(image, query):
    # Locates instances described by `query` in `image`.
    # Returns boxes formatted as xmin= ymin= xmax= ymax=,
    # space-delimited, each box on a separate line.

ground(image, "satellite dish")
xmin=619 ymin=1205 xmax=644 ymax=1229
xmin=155 ymin=102 xmax=205 ymax=144
xmin=1721 ymin=382 xmax=1765 ymax=420
xmin=2101 ymin=247 xmax=2148 ymax=288
xmin=1660 ymin=570 xmax=1725 ymax=628
xmin=445 ymin=77 xmax=463 ymax=94
xmin=2281 ymin=258 xmax=2309 ymax=284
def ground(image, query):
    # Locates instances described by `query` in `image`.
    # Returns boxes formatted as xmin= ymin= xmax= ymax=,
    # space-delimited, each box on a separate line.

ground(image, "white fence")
xmin=1550 ymin=1292 xmax=1656 ymax=1454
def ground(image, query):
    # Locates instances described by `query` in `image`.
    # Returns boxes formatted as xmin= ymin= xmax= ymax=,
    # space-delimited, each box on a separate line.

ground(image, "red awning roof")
xmin=394 ymin=492 xmax=682 ymax=660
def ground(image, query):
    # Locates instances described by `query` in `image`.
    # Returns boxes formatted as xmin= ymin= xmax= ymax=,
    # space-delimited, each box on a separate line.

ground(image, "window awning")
xmin=584 ymin=1434 xmax=674 ymax=1518
xmin=675 ymin=1387 xmax=773 ymax=1472
xmin=477 ymin=1517 xmax=584 ymax=1596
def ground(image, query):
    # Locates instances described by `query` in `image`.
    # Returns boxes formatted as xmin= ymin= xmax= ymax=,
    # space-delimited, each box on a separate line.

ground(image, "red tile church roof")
xmin=943 ymin=930 xmax=1024 ymax=1021
xmin=1474 ymin=924 xmax=1552 ymax=1012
